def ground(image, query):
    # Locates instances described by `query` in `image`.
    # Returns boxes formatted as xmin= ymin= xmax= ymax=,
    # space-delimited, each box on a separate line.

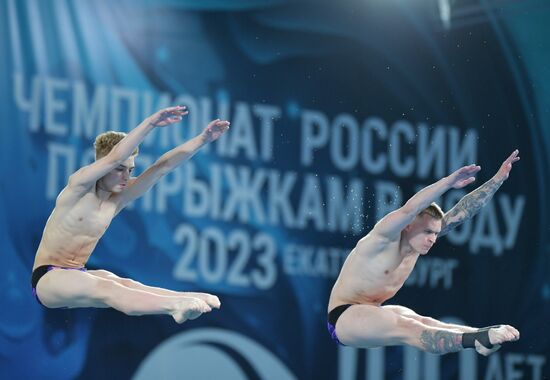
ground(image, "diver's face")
xmin=404 ymin=214 xmax=442 ymax=255
xmin=98 ymin=156 xmax=135 ymax=193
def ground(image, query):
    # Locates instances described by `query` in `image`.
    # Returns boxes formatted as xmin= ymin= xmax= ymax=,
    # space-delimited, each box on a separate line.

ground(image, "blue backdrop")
xmin=1 ymin=1 xmax=549 ymax=379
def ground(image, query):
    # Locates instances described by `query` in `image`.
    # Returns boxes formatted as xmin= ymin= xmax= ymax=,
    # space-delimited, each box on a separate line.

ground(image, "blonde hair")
xmin=419 ymin=202 xmax=444 ymax=220
xmin=94 ymin=131 xmax=139 ymax=160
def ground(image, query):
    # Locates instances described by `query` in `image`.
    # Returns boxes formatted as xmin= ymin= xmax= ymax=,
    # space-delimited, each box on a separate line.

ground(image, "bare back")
xmin=33 ymin=185 xmax=121 ymax=270
xmin=328 ymin=232 xmax=419 ymax=311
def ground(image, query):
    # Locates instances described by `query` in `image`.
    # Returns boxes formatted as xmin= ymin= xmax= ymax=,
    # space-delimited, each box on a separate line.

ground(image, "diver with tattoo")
xmin=327 ymin=150 xmax=521 ymax=355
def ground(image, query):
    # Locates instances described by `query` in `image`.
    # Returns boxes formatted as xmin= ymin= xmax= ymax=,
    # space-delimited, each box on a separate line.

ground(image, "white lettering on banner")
xmin=448 ymin=126 xmax=478 ymax=171
xmin=14 ymin=73 xmax=41 ymax=132
xmin=80 ymin=147 xmax=96 ymax=167
xmin=499 ymin=194 xmax=525 ymax=249
xmin=156 ymin=169 xmax=183 ymax=214
xmin=484 ymin=352 xmax=546 ymax=380
xmin=226 ymin=230 xmax=252 ymax=287
xmin=14 ymin=74 xmax=278 ymax=163
xmin=326 ymin=177 xmax=363 ymax=234
xmin=301 ymin=109 xmax=329 ymax=166
xmin=267 ymin=170 xmax=297 ymax=227
xmin=417 ymin=123 xmax=446 ymax=179
xmin=72 ymin=81 xmax=108 ymax=138
xmin=221 ymin=165 xmax=267 ymax=223
xmin=282 ymin=244 xmax=349 ymax=278
xmin=338 ymin=338 xmax=546 ymax=380
xmin=296 ymin=174 xmax=325 ymax=230
xmin=198 ymin=228 xmax=227 ymax=283
xmin=300 ymin=109 xmax=477 ymax=179
xmin=362 ymin=117 xmax=387 ymax=174
xmin=226 ymin=102 xmax=258 ymax=160
xmin=172 ymin=225 xmax=349 ymax=287
xmin=173 ymin=225 xmax=277 ymax=290
xmin=405 ymin=258 xmax=459 ymax=289
xmin=44 ymin=77 xmax=70 ymax=136
xmin=41 ymin=146 xmax=525 ymax=258
xmin=331 ymin=113 xmax=360 ymax=170
xmin=141 ymin=92 xmax=174 ymax=150
xmin=389 ymin=120 xmax=415 ymax=177
xmin=179 ymin=163 xmax=366 ymax=233
xmin=375 ymin=181 xmax=403 ymax=222
xmin=210 ymin=95 xmax=231 ymax=156
xmin=18 ymin=72 xmax=525 ymax=256
xmin=173 ymin=94 xmax=199 ymax=147
xmin=110 ymin=86 xmax=139 ymax=133
xmin=253 ymin=104 xmax=279 ymax=161
xmin=470 ymin=200 xmax=502 ymax=254
xmin=183 ymin=161 xmax=213 ymax=217
xmin=46 ymin=142 xmax=76 ymax=200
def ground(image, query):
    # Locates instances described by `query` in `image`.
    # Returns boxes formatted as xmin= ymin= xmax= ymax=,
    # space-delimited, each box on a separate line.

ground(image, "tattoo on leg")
xmin=420 ymin=330 xmax=463 ymax=354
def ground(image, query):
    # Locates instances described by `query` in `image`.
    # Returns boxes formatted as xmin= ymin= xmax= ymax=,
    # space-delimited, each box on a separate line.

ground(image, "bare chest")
xmin=334 ymin=242 xmax=419 ymax=304
xmin=60 ymin=195 xmax=117 ymax=238
xmin=357 ymin=251 xmax=417 ymax=287
xmin=377 ymin=257 xmax=417 ymax=288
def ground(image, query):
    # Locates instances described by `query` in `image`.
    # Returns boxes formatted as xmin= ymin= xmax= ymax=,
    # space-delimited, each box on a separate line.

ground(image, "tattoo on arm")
xmin=439 ymin=178 xmax=503 ymax=236
xmin=420 ymin=330 xmax=463 ymax=354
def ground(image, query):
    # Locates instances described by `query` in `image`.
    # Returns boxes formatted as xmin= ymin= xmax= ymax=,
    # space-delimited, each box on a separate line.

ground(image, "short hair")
xmin=419 ymin=202 xmax=444 ymax=220
xmin=94 ymin=131 xmax=139 ymax=160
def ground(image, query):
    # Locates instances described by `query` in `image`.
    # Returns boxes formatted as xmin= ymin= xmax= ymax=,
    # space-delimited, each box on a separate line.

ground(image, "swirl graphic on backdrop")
xmin=133 ymin=328 xmax=296 ymax=380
